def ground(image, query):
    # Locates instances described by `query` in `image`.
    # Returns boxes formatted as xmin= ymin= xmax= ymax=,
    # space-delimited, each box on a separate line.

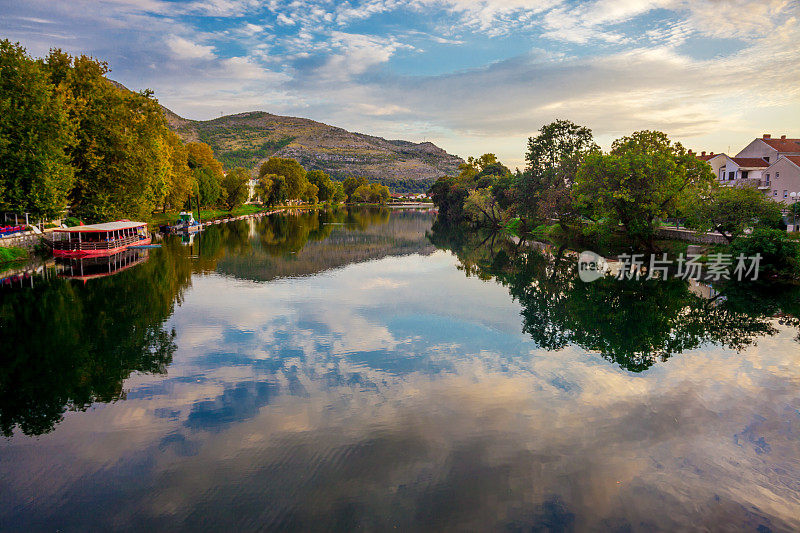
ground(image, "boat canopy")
xmin=54 ymin=221 xmax=147 ymax=233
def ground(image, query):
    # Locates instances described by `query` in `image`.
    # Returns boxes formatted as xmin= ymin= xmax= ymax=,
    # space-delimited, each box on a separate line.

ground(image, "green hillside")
xmin=164 ymin=109 xmax=463 ymax=189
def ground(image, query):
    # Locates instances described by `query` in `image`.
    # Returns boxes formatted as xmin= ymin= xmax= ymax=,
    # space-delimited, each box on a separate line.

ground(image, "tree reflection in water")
xmin=0 ymin=208 xmax=432 ymax=436
xmin=0 ymin=240 xmax=193 ymax=436
xmin=428 ymin=221 xmax=800 ymax=372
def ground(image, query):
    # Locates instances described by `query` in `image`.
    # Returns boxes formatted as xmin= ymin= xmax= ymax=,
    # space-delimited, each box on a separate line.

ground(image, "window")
xmin=766 ymin=173 xmax=770 ymax=184
xmin=784 ymin=190 xmax=788 ymax=198
xmin=774 ymin=190 xmax=778 ymax=196
xmin=742 ymin=170 xmax=749 ymax=179
xmin=728 ymin=171 xmax=735 ymax=180
xmin=776 ymin=172 xmax=780 ymax=178
xmin=765 ymin=157 xmax=770 ymax=163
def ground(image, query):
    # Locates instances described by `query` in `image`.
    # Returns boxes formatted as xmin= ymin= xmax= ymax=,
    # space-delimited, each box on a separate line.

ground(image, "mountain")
xmin=163 ymin=108 xmax=464 ymax=186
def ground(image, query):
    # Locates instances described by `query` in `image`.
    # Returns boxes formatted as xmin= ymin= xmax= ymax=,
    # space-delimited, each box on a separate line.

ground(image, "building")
xmin=700 ymin=134 xmax=800 ymax=206
xmin=248 ymin=178 xmax=259 ymax=203
xmin=764 ymin=156 xmax=800 ymax=204
xmin=735 ymin=134 xmax=800 ymax=163
xmin=696 ymin=151 xmax=726 ymax=179
xmin=714 ymin=154 xmax=769 ymax=187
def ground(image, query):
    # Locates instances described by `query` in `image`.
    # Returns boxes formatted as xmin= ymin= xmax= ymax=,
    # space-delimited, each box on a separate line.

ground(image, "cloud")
xmin=166 ymin=35 xmax=216 ymax=59
xmin=276 ymin=12 xmax=295 ymax=25
xmin=2 ymin=0 xmax=800 ymax=166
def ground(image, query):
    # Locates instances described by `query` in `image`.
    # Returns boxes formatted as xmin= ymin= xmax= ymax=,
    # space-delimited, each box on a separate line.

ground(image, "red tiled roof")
xmin=762 ymin=138 xmax=800 ymax=152
xmin=696 ymin=154 xmax=715 ymax=161
xmin=730 ymin=157 xmax=769 ymax=168
xmin=784 ymin=155 xmax=800 ymax=168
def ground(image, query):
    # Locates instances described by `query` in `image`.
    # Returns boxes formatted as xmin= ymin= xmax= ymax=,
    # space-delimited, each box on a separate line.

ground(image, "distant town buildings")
xmin=698 ymin=134 xmax=800 ymax=205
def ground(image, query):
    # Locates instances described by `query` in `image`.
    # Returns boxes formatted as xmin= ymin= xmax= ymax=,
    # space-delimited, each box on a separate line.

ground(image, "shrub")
xmin=63 ymin=217 xmax=81 ymax=227
xmin=729 ymin=228 xmax=800 ymax=279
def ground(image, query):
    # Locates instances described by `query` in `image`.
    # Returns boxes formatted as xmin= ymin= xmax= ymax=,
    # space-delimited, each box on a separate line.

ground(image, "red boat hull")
xmin=53 ymin=238 xmax=152 ymax=258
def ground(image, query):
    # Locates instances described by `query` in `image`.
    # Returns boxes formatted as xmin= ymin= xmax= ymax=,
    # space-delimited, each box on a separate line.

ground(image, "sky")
xmin=2 ymin=0 xmax=799 ymax=168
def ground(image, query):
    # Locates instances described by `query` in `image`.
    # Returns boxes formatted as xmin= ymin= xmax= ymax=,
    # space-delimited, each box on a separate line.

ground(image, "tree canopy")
xmin=0 ymin=41 xmax=74 ymax=219
xmin=516 ymin=119 xmax=598 ymax=226
xmin=575 ymin=130 xmax=714 ymax=249
xmin=258 ymin=157 xmax=308 ymax=201
xmin=220 ymin=167 xmax=251 ymax=210
xmin=0 ymin=41 xmax=205 ymax=221
xmin=684 ymin=184 xmax=783 ymax=242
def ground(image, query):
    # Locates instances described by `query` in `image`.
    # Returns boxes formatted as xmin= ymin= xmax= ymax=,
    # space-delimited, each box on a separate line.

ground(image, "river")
xmin=2 ymin=207 xmax=800 ymax=531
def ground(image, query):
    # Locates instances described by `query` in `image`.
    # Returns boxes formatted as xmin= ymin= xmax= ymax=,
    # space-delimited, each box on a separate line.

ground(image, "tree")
xmin=368 ymin=183 xmax=390 ymax=204
xmin=46 ymin=51 xmax=184 ymax=221
xmin=515 ymin=120 xmax=598 ymax=227
xmin=266 ymin=175 xmax=287 ymax=207
xmin=160 ymin=131 xmax=192 ymax=212
xmin=463 ymin=188 xmax=503 ymax=228
xmin=575 ymin=130 xmax=714 ymax=250
xmin=685 ymin=184 xmax=783 ymax=243
xmin=220 ymin=167 xmax=250 ymax=210
xmin=187 ymin=142 xmax=225 ymax=207
xmin=459 ymin=154 xmax=500 ymax=180
xmin=730 ymin=228 xmax=800 ymax=279
xmin=429 ymin=176 xmax=471 ymax=223
xmin=186 ymin=142 xmax=224 ymax=178
xmin=302 ymin=182 xmax=319 ymax=204
xmin=256 ymin=174 xmax=274 ymax=206
xmin=343 ymin=176 xmax=368 ymax=202
xmin=351 ymin=184 xmax=371 ymax=203
xmin=0 ymin=40 xmax=75 ymax=219
xmin=258 ymin=157 xmax=307 ymax=200
xmin=428 ymin=154 xmax=510 ymax=224
xmin=332 ymin=181 xmax=346 ymax=203
xmin=307 ymin=170 xmax=336 ymax=202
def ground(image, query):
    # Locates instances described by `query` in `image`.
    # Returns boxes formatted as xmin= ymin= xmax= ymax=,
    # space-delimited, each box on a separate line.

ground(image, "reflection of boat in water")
xmin=57 ymin=248 xmax=150 ymax=281
xmin=161 ymin=212 xmax=203 ymax=235
xmin=52 ymin=221 xmax=151 ymax=257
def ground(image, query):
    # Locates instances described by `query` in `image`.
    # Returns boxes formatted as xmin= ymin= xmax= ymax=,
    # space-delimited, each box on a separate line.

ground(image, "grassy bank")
xmin=0 ymin=246 xmax=28 ymax=264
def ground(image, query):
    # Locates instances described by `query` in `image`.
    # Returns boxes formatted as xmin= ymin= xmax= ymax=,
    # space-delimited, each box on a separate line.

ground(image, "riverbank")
xmin=148 ymin=201 xmax=414 ymax=229
xmin=0 ymin=246 xmax=28 ymax=264
xmin=148 ymin=204 xmax=266 ymax=229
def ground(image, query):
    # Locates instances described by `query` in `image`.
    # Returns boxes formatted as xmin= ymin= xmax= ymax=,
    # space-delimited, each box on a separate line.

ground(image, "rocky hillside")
xmin=164 ymin=109 xmax=464 ymax=184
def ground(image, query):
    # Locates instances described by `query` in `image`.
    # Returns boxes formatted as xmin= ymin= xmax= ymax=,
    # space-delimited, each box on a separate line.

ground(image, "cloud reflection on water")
xmin=3 ymin=250 xmax=800 ymax=530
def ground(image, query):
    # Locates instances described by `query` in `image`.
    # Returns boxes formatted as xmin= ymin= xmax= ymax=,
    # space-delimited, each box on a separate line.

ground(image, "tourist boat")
xmin=52 ymin=221 xmax=151 ymax=257
xmin=161 ymin=212 xmax=203 ymax=235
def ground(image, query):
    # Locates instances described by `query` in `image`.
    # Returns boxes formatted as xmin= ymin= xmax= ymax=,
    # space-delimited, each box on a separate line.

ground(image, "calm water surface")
xmin=2 ymin=208 xmax=800 ymax=531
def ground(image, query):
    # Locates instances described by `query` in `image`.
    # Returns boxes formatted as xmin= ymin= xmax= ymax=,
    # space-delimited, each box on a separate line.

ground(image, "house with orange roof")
xmin=697 ymin=134 xmax=800 ymax=206
xmin=736 ymin=134 xmax=800 ymax=164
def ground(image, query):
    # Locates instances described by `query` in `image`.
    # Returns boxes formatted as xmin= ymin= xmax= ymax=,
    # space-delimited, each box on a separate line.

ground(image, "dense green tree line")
xmin=0 ymin=41 xmax=255 ymax=222
xmin=254 ymin=158 xmax=389 ymax=207
xmin=429 ymin=119 xmax=793 ymax=271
